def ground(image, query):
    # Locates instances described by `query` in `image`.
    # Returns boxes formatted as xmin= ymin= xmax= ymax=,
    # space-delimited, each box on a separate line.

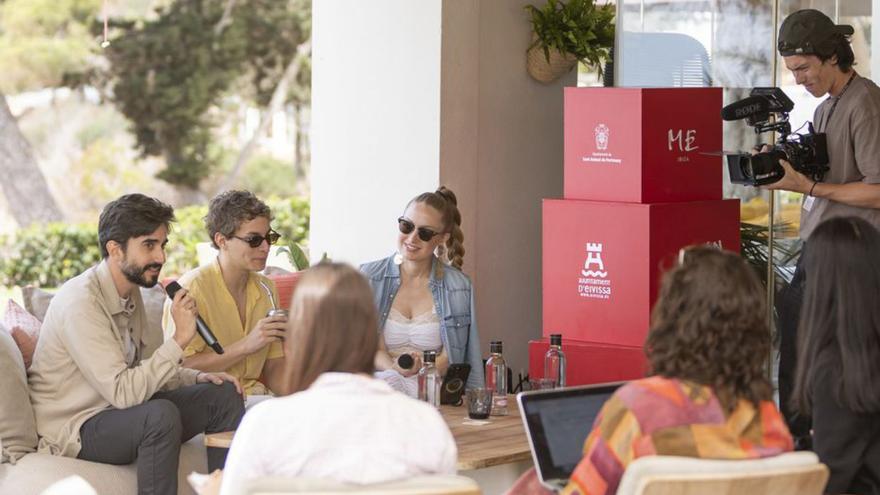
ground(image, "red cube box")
xmin=564 ymin=87 xmax=722 ymax=203
xmin=543 ymin=198 xmax=740 ymax=348
xmin=529 ymin=338 xmax=647 ymax=386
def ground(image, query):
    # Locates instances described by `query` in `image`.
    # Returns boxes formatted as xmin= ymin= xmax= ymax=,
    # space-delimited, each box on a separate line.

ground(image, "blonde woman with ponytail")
xmin=361 ymin=186 xmax=484 ymax=397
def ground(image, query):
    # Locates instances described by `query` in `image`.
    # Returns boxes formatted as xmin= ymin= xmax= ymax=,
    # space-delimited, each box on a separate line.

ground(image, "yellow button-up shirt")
xmin=163 ymin=259 xmax=284 ymax=395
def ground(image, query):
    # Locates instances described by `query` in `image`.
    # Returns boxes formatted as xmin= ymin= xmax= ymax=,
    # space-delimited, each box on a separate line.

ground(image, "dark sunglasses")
xmin=398 ymin=217 xmax=442 ymax=242
xmin=232 ymin=229 xmax=281 ymax=248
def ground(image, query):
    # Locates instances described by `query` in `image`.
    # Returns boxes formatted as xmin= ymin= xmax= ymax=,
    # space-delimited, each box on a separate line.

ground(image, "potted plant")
xmin=525 ymin=0 xmax=615 ymax=84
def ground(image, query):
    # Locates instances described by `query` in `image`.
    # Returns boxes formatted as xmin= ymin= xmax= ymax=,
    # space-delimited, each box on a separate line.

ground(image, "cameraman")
xmin=765 ymin=9 xmax=880 ymax=447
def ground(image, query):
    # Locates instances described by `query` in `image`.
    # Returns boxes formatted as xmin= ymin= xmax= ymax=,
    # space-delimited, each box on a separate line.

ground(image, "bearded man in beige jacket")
xmin=27 ymin=194 xmax=246 ymax=495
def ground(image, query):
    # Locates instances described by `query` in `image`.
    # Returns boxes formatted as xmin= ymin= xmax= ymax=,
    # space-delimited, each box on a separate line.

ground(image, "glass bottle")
xmin=544 ymin=333 xmax=567 ymax=388
xmin=485 ymin=341 xmax=508 ymax=415
xmin=418 ymin=350 xmax=441 ymax=408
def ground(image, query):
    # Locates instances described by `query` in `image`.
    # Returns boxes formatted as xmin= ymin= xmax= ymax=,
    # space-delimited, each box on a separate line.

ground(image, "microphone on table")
xmin=397 ymin=354 xmax=414 ymax=370
xmin=165 ymin=281 xmax=224 ymax=354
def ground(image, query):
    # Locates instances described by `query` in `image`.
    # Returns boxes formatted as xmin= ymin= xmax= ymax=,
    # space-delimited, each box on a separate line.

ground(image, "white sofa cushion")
xmin=229 ymin=474 xmax=481 ymax=495
xmin=0 ymin=434 xmax=207 ymax=495
xmin=0 ymin=325 xmax=38 ymax=463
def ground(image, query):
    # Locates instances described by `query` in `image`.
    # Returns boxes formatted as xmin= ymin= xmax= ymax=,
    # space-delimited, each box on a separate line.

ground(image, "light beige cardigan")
xmin=27 ymin=260 xmax=199 ymax=457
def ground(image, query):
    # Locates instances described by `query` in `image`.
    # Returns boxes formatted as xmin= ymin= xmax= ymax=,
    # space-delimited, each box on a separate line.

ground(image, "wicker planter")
xmin=526 ymin=45 xmax=577 ymax=84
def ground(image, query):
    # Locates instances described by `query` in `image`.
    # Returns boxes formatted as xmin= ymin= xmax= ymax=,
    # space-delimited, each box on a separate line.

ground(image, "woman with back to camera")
xmin=507 ymin=247 xmax=793 ymax=495
xmin=793 ymin=217 xmax=880 ymax=495
xmin=361 ymin=186 xmax=484 ymax=396
xmin=216 ymin=263 xmax=456 ymax=494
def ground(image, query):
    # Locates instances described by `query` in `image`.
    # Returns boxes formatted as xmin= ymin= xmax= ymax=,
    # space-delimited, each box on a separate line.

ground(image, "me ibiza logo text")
xmin=668 ymin=129 xmax=698 ymax=163
xmin=578 ymin=242 xmax=611 ymax=300
xmin=594 ymin=124 xmax=610 ymax=151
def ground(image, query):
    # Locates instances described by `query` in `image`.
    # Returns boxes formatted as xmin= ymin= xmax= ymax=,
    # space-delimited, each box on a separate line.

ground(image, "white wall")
xmin=310 ymin=0 xmax=442 ymax=264
xmin=311 ymin=0 xmax=572 ymax=375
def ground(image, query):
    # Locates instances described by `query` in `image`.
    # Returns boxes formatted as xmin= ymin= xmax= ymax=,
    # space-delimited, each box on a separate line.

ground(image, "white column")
xmin=310 ymin=0 xmax=442 ymax=265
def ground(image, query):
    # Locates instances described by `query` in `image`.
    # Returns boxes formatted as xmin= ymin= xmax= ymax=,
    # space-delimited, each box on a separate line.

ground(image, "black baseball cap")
xmin=778 ymin=9 xmax=854 ymax=57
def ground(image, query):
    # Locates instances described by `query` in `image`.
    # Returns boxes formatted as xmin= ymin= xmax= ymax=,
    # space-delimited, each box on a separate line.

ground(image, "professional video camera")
xmin=721 ymin=88 xmax=828 ymax=186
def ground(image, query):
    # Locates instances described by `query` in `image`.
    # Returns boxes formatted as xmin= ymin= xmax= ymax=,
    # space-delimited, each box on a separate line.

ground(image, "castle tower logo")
xmin=581 ymin=243 xmax=607 ymax=278
xmin=594 ymin=124 xmax=610 ymax=151
xmin=578 ymin=242 xmax=612 ymax=300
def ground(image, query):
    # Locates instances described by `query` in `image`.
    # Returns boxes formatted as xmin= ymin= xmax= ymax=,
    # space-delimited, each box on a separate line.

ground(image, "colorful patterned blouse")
xmin=562 ymin=376 xmax=794 ymax=495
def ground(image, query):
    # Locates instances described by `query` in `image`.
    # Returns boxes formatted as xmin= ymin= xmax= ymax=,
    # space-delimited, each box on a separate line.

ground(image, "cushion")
xmin=2 ymin=300 xmax=42 ymax=369
xmin=0 ymin=325 xmax=38 ymax=464
xmin=0 ymin=434 xmax=205 ymax=494
xmin=21 ymin=286 xmax=53 ymax=323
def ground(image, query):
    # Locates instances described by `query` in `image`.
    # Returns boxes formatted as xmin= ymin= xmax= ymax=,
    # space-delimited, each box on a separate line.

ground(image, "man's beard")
xmin=121 ymin=259 xmax=163 ymax=288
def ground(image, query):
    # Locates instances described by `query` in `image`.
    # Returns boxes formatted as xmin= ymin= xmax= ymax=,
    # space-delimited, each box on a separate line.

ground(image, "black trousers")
xmin=777 ymin=247 xmax=812 ymax=445
xmin=77 ymin=381 xmax=244 ymax=495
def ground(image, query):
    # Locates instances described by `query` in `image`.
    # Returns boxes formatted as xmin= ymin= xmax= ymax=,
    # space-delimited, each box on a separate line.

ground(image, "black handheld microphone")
xmin=165 ymin=281 xmax=224 ymax=354
xmin=397 ymin=354 xmax=414 ymax=370
xmin=721 ymin=95 xmax=771 ymax=121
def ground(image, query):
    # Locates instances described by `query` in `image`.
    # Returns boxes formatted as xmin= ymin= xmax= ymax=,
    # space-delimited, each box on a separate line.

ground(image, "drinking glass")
xmin=466 ymin=388 xmax=493 ymax=420
xmin=528 ymin=378 xmax=557 ymax=390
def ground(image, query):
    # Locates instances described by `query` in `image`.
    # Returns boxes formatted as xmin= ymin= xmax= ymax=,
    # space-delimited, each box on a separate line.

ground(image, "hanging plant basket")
xmin=526 ymin=45 xmax=578 ymax=84
xmin=524 ymin=0 xmax=615 ymax=85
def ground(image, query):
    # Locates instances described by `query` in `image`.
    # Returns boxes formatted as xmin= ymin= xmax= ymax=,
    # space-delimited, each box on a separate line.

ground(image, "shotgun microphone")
xmin=721 ymin=95 xmax=772 ymax=121
xmin=164 ymin=281 xmax=224 ymax=354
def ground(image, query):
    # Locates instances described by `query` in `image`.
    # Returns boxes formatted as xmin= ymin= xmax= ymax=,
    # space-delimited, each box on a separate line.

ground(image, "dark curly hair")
xmin=98 ymin=194 xmax=175 ymax=258
xmin=205 ymin=190 xmax=272 ymax=249
xmin=646 ymin=247 xmax=772 ymax=412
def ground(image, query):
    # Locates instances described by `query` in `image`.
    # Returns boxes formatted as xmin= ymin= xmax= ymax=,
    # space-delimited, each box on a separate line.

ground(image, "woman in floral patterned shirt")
xmin=508 ymin=247 xmax=793 ymax=495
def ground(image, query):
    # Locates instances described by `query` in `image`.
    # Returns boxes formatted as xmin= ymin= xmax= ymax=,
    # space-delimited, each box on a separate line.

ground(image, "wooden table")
xmin=439 ymin=397 xmax=531 ymax=470
xmin=205 ymin=396 xmax=531 ymax=471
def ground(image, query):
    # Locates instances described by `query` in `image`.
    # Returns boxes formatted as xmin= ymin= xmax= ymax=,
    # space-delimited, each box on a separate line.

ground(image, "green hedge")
xmin=0 ymin=196 xmax=310 ymax=288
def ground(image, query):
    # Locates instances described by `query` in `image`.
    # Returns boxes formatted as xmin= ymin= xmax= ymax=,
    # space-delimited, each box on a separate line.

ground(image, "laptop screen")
xmin=518 ymin=382 xmax=625 ymax=483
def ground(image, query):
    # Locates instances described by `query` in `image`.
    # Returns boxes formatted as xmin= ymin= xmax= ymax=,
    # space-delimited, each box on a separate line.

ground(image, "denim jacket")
xmin=360 ymin=255 xmax=485 ymax=390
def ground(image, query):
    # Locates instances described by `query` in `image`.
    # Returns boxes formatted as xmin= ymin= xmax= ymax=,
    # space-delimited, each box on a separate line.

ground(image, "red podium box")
xmin=564 ymin=87 xmax=722 ymax=203
xmin=543 ymin=198 xmax=740 ymax=348
xmin=529 ymin=338 xmax=647 ymax=386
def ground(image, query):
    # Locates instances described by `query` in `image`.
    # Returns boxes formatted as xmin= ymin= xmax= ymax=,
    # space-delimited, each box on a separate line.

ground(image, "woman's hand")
xmin=394 ymin=352 xmax=422 ymax=377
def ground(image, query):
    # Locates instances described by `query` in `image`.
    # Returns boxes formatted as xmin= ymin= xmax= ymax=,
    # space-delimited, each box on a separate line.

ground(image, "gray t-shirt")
xmin=801 ymin=74 xmax=880 ymax=239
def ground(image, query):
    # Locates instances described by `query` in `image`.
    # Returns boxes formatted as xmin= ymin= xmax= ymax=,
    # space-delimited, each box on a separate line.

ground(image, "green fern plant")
xmin=739 ymin=221 xmax=802 ymax=290
xmin=525 ymin=0 xmax=615 ymax=72
xmin=277 ymin=243 xmax=310 ymax=271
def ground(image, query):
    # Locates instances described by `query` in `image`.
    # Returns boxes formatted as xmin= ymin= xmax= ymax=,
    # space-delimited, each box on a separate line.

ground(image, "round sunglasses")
xmin=231 ymin=229 xmax=281 ymax=248
xmin=398 ymin=217 xmax=443 ymax=242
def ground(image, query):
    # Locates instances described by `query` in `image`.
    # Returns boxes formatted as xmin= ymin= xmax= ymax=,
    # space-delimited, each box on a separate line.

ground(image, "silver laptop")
xmin=517 ymin=381 xmax=626 ymax=492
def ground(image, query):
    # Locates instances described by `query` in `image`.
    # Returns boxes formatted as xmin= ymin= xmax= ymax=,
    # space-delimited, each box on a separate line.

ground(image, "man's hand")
xmin=170 ymin=289 xmax=199 ymax=350
xmin=241 ymin=315 xmax=287 ymax=355
xmin=761 ymin=158 xmax=813 ymax=194
xmin=197 ymin=371 xmax=244 ymax=397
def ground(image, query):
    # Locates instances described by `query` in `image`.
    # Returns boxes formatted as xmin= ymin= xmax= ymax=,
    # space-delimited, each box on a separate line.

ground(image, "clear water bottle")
xmin=418 ymin=350 xmax=441 ymax=408
xmin=544 ymin=334 xmax=566 ymax=388
xmin=485 ymin=341 xmax=508 ymax=416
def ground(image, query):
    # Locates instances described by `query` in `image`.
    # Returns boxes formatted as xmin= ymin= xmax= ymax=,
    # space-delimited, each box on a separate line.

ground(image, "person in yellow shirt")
xmin=163 ymin=190 xmax=290 ymax=398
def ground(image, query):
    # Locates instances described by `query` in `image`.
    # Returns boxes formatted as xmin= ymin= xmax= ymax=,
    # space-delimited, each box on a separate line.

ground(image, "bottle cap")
xmin=550 ymin=334 xmax=562 ymax=346
xmin=489 ymin=341 xmax=503 ymax=354
xmin=423 ymin=350 xmax=437 ymax=363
